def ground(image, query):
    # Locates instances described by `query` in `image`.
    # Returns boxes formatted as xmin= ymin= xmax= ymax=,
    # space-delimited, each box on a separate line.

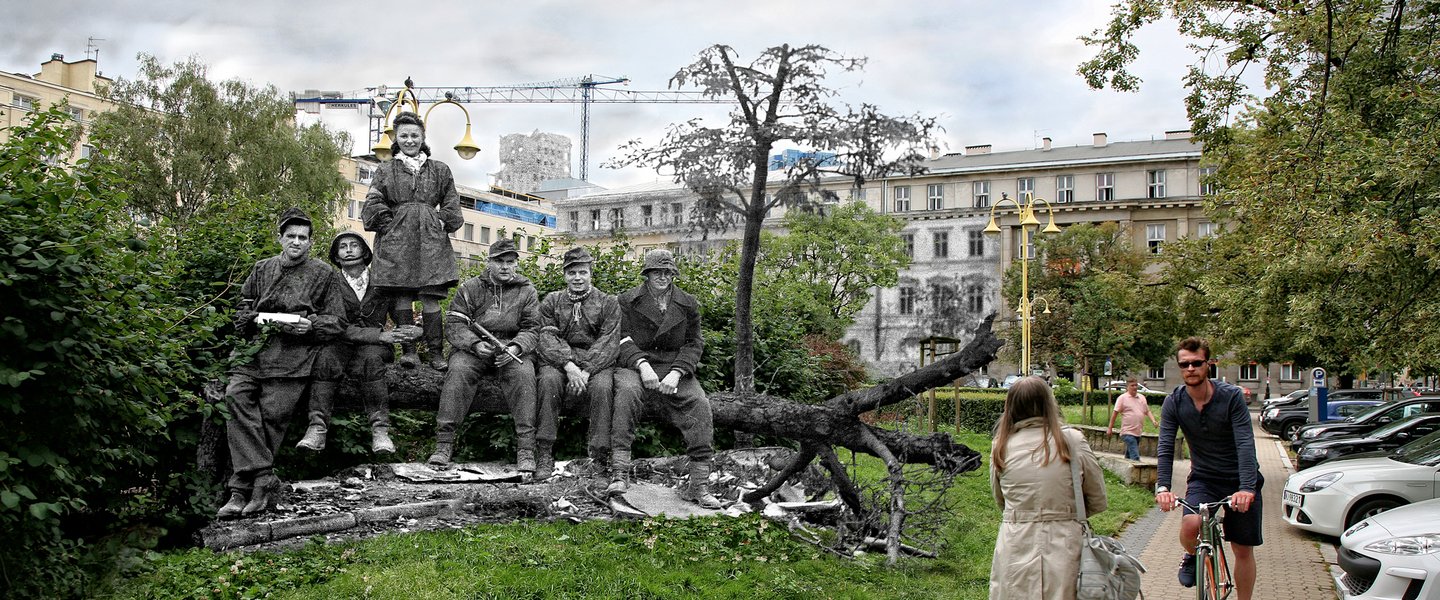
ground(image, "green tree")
xmin=611 ymin=44 xmax=939 ymax=395
xmin=1079 ymin=0 xmax=1440 ymax=377
xmin=1003 ymin=223 xmax=1172 ymax=382
xmin=760 ymin=202 xmax=910 ymax=338
xmin=0 ymin=106 xmax=195 ymax=598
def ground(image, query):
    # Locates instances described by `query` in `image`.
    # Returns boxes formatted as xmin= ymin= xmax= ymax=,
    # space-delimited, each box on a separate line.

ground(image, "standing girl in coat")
xmin=989 ymin=376 xmax=1108 ymax=600
xmin=361 ymin=111 xmax=465 ymax=370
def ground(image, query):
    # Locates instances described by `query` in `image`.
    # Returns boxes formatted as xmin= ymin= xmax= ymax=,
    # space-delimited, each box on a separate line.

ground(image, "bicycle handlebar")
xmin=1174 ymin=495 xmax=1234 ymax=514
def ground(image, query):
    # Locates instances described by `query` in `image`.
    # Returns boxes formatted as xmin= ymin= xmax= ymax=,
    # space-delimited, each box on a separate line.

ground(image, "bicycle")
xmin=1175 ymin=496 xmax=1235 ymax=600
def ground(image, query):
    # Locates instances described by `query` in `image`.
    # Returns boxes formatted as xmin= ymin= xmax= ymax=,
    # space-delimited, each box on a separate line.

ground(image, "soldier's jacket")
xmin=231 ymin=256 xmax=347 ymax=378
xmin=335 ymin=270 xmax=390 ymax=345
xmin=616 ymin=284 xmax=703 ymax=377
xmin=445 ymin=271 xmax=540 ymax=356
xmin=535 ymin=289 xmax=622 ymax=372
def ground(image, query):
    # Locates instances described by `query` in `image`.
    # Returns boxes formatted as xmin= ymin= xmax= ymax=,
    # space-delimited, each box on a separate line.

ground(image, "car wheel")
xmin=1346 ymin=497 xmax=1405 ymax=530
xmin=1281 ymin=421 xmax=1302 ymax=441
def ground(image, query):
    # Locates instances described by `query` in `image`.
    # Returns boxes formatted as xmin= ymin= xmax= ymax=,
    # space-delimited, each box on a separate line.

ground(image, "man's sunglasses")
xmin=1178 ymin=360 xmax=1209 ymax=369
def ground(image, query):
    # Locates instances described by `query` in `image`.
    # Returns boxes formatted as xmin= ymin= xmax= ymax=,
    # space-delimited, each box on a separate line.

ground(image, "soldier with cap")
xmin=217 ymin=208 xmax=347 ymax=519
xmin=609 ymin=249 xmax=720 ymax=508
xmin=533 ymin=247 xmax=623 ymax=479
xmin=428 ymin=239 xmax=544 ymax=477
xmin=296 ymin=232 xmax=422 ymax=454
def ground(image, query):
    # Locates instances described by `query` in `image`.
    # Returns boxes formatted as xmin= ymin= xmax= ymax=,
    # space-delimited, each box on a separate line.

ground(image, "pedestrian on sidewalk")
xmin=1154 ymin=337 xmax=1263 ymax=600
xmin=989 ymin=376 xmax=1108 ymax=600
xmin=1107 ymin=377 xmax=1159 ymax=460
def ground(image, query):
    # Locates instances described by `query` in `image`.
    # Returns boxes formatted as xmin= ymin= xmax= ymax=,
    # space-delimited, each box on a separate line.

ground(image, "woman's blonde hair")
xmin=992 ymin=376 xmax=1070 ymax=472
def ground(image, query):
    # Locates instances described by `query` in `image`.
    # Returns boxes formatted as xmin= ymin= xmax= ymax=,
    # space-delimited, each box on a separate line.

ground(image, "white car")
xmin=1336 ymin=497 xmax=1440 ymax=599
xmin=1101 ymin=381 xmax=1161 ymax=394
xmin=1282 ymin=430 xmax=1440 ymax=537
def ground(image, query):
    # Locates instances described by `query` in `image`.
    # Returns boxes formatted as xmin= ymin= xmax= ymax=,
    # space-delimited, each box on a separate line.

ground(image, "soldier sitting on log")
xmin=533 ymin=247 xmax=623 ymax=479
xmin=428 ymin=239 xmax=544 ymax=478
xmin=296 ymin=232 xmax=421 ymax=454
xmin=217 ymin=208 xmax=347 ymax=519
xmin=608 ymin=249 xmax=721 ymax=508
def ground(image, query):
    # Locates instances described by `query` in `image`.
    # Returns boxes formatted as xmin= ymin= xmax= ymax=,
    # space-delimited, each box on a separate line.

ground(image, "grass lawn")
xmin=104 ymin=428 xmax=1157 ymax=600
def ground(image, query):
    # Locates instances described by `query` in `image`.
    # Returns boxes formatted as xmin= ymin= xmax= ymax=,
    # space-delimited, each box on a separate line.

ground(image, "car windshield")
xmin=1347 ymin=402 xmax=1395 ymax=422
xmin=1391 ymin=430 xmax=1440 ymax=466
xmin=1368 ymin=416 xmax=1423 ymax=438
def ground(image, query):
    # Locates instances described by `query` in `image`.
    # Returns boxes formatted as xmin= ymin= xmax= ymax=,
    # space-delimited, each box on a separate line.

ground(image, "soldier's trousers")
xmin=538 ymin=365 xmax=616 ymax=456
xmin=435 ymin=350 xmax=538 ymax=449
xmin=611 ymin=367 xmax=714 ymax=462
xmin=224 ymin=374 xmax=306 ymax=490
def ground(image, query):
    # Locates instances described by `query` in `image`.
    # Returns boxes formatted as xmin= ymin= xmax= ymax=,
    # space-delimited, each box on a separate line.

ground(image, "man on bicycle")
xmin=1154 ymin=337 xmax=1262 ymax=600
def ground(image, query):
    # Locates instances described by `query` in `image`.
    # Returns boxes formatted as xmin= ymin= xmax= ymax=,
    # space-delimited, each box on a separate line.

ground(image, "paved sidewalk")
xmin=1117 ymin=411 xmax=1339 ymax=599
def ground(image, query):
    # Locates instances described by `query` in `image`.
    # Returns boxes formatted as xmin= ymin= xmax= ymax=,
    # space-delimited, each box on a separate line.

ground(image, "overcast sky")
xmin=2 ymin=0 xmax=1205 ymax=190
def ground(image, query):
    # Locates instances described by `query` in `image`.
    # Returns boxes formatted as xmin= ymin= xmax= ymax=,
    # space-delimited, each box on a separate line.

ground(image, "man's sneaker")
xmin=1177 ymin=553 xmax=1197 ymax=588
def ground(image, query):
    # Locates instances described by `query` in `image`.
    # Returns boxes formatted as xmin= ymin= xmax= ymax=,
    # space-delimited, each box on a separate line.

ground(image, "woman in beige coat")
xmin=989 ymin=376 xmax=1108 ymax=600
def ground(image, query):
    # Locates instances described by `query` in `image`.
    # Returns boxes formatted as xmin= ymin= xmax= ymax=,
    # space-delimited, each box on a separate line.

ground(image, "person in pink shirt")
xmin=1107 ymin=378 xmax=1159 ymax=460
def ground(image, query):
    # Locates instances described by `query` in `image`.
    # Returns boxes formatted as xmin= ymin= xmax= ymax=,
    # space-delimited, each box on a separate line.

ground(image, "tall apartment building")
xmin=494 ymin=130 xmax=573 ymax=195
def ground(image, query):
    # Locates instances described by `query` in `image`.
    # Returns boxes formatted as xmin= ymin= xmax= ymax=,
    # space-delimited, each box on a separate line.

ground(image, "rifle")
xmin=471 ymin=321 xmax=524 ymax=365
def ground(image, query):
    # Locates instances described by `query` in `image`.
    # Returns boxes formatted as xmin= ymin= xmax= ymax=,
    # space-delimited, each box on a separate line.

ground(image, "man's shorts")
xmin=1183 ymin=475 xmax=1264 ymax=547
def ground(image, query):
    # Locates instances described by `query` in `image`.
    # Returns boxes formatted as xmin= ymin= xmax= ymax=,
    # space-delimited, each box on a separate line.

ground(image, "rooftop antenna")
xmin=85 ymin=36 xmax=105 ymax=71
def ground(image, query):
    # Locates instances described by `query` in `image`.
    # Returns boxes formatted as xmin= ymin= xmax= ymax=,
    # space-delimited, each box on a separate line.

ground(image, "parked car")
xmin=1292 ymin=396 xmax=1440 ymax=451
xmin=1295 ymin=413 xmax=1440 ymax=470
xmin=1264 ymin=388 xmax=1385 ymax=413
xmin=1001 ymin=374 xmax=1022 ymax=389
xmin=1336 ymin=497 xmax=1440 ymax=599
xmin=1101 ymin=380 xmax=1162 ymax=394
xmin=963 ymin=374 xmax=995 ymax=388
xmin=1282 ymin=428 xmax=1440 ymax=537
xmin=1261 ymin=399 xmax=1384 ymax=441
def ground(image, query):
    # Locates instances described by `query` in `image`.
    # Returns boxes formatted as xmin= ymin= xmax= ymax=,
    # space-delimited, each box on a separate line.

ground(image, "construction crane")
xmin=298 ymin=75 xmax=731 ymax=181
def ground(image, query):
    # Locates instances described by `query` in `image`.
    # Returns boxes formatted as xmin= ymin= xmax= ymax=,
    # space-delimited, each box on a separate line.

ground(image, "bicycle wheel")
xmin=1195 ymin=547 xmax=1211 ymax=600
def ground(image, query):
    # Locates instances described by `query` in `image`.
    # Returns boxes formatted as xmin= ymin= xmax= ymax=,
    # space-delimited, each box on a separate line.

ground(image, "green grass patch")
xmin=104 ymin=429 xmax=1157 ymax=600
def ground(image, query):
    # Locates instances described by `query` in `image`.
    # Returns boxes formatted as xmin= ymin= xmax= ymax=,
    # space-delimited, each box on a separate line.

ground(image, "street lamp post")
xmin=984 ymin=192 xmax=1061 ymax=375
xmin=370 ymin=79 xmax=481 ymax=162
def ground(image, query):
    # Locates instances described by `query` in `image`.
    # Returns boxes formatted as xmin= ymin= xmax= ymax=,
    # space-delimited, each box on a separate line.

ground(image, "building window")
xmin=932 ymin=231 xmax=949 ymax=259
xmin=1148 ymin=366 xmax=1165 ymax=380
xmin=1280 ymin=363 xmax=1300 ymax=381
xmin=610 ymin=207 xmax=625 ymax=230
xmin=1055 ymin=175 xmax=1074 ymax=203
xmin=1146 ymin=223 xmax=1166 ymax=254
xmin=590 ymin=209 xmax=602 ymax=231
xmin=973 ymin=181 xmax=991 ymax=208
xmin=901 ymin=233 xmax=914 ymax=259
xmin=966 ymin=284 xmax=984 ymax=313
xmin=1096 ymin=173 xmax=1115 ymax=202
xmin=568 ymin=211 xmax=579 ymax=232
xmin=1147 ymin=170 xmax=1167 ymax=198
xmin=930 ymin=285 xmax=957 ymax=313
xmin=1200 ymin=166 xmax=1218 ymax=196
xmin=642 ymin=204 xmax=654 ymax=227
xmin=893 ymin=186 xmax=911 ymax=212
xmin=12 ymin=94 xmax=37 ymax=111
xmin=1016 ymin=177 xmax=1035 ymax=202
xmin=67 ymin=106 xmax=84 ymax=121
xmin=927 ymin=184 xmax=944 ymax=210
xmin=480 ymin=227 xmax=491 ymax=244
xmin=527 ymin=236 xmax=536 ymax=250
xmin=463 ymin=223 xmax=474 ymax=241
xmin=851 ymin=186 xmax=867 ymax=201
xmin=1198 ymin=222 xmax=1218 ymax=238
xmin=357 ymin=164 xmax=375 ymax=184
xmin=1239 ymin=363 xmax=1259 ymax=381
xmin=968 ymin=229 xmax=984 ymax=257
xmin=347 ymin=200 xmax=358 ymax=219
xmin=671 ymin=202 xmax=684 ymax=225
xmin=80 ymin=144 xmax=96 ymax=160
xmin=898 ymin=287 xmax=916 ymax=315
xmin=1024 ymin=229 xmax=1036 ymax=260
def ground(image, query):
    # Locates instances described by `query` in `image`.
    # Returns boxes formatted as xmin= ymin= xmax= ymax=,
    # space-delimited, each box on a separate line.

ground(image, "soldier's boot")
xmin=427 ymin=441 xmax=454 ymax=467
xmin=216 ymin=491 xmax=247 ymax=520
xmin=534 ymin=442 xmax=555 ymax=481
xmin=295 ymin=381 xmax=337 ymax=451
xmin=606 ymin=449 xmax=632 ymax=497
xmin=516 ymin=448 xmax=537 ymax=481
xmin=394 ymin=307 xmax=420 ymax=369
xmin=680 ymin=459 xmax=723 ymax=509
xmin=240 ymin=474 xmax=281 ymax=517
xmin=421 ymin=311 xmax=447 ymax=371
xmin=361 ymin=380 xmax=395 ymax=453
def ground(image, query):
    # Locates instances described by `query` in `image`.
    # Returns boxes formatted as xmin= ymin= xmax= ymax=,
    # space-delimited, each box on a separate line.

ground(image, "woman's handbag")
xmin=1067 ymin=433 xmax=1146 ymax=600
